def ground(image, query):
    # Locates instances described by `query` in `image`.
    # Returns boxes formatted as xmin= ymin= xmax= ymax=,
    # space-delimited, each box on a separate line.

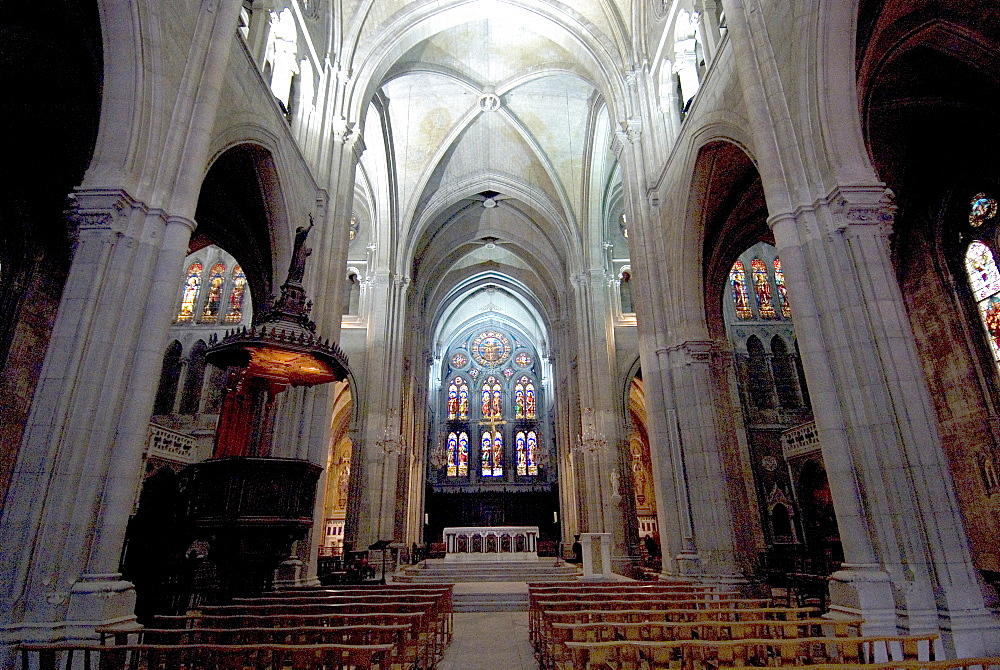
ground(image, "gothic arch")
xmin=858 ymin=2 xmax=1000 ymax=576
xmin=192 ymin=143 xmax=291 ymax=307
xmin=685 ymin=139 xmax=770 ymax=341
xmin=82 ymin=0 xmax=159 ymax=189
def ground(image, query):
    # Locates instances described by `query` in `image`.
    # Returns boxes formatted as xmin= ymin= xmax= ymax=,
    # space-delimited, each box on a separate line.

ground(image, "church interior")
xmin=3 ymin=0 xmax=1000 ymax=665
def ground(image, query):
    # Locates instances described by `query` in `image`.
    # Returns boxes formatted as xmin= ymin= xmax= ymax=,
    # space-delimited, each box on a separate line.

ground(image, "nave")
xmin=6 ymin=0 xmax=1000 ymax=663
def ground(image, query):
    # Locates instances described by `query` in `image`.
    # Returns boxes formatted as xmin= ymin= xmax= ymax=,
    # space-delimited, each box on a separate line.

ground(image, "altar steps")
xmin=392 ymin=558 xmax=580 ymax=585
xmin=453 ymin=590 xmax=529 ymax=612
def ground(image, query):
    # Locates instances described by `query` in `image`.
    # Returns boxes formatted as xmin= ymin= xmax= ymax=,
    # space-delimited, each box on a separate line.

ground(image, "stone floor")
xmin=436 ymin=611 xmax=537 ymax=670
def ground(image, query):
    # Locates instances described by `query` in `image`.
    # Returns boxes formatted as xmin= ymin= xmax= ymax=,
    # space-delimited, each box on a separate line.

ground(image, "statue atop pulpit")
xmin=287 ymin=216 xmax=314 ymax=285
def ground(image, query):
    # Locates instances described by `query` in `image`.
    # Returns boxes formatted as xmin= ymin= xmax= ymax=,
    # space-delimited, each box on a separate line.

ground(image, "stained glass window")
xmin=966 ymin=241 xmax=1000 ymax=367
xmin=515 ymin=352 xmax=531 ymax=367
xmin=481 ymin=431 xmax=503 ymax=476
xmin=448 ymin=384 xmax=459 ymax=420
xmin=515 ymin=381 xmax=526 ymax=419
xmin=525 ymin=378 xmax=536 ymax=419
xmin=527 ymin=430 xmax=538 ymax=475
xmin=966 ymin=242 xmax=1000 ymax=301
xmin=729 ymin=260 xmax=752 ymax=319
xmin=481 ymin=432 xmax=491 ymax=474
xmin=970 ymin=193 xmax=998 ymax=227
xmin=451 ymin=353 xmax=468 ymax=368
xmin=446 ymin=431 xmax=469 ymax=477
xmin=458 ymin=431 xmax=469 ymax=476
xmin=482 ymin=376 xmax=502 ymax=420
xmin=491 ymin=431 xmax=503 ymax=476
xmin=447 ymin=432 xmax=458 ymax=476
xmin=224 ymin=265 xmax=246 ymax=323
xmin=200 ymin=262 xmax=226 ymax=322
xmin=458 ymin=382 xmax=469 ymax=420
xmin=517 ymin=430 xmax=538 ymax=476
xmin=177 ymin=263 xmax=203 ymax=322
xmin=448 ymin=377 xmax=469 ymax=419
xmin=516 ymin=432 xmax=527 ymax=475
xmin=751 ymin=258 xmax=776 ymax=319
xmin=773 ymin=258 xmax=791 ymax=318
xmin=471 ymin=330 xmax=512 ymax=368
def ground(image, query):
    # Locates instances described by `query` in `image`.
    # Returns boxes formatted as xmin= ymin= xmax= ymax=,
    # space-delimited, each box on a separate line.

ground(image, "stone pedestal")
xmin=580 ymin=533 xmax=615 ymax=581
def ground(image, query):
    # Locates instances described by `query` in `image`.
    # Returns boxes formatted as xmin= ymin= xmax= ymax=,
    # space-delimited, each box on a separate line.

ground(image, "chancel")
xmin=3 ymin=0 xmax=1000 ymax=666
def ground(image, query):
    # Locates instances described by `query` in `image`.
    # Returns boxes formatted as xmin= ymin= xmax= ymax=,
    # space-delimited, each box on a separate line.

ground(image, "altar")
xmin=442 ymin=526 xmax=539 ymax=562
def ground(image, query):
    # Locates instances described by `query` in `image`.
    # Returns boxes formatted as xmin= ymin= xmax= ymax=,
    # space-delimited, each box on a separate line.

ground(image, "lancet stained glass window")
xmin=224 ymin=265 xmax=246 ymax=323
xmin=447 ymin=432 xmax=458 ymax=476
xmin=773 ymin=258 xmax=791 ymax=318
xmin=527 ymin=430 xmax=538 ymax=475
xmin=516 ymin=430 xmax=538 ymax=476
xmin=446 ymin=431 xmax=469 ymax=477
xmin=525 ymin=378 xmax=536 ymax=419
xmin=482 ymin=376 xmax=502 ymax=420
xmin=729 ymin=260 xmax=753 ymax=319
xmin=751 ymin=258 xmax=776 ymax=319
xmin=458 ymin=382 xmax=469 ymax=419
xmin=966 ymin=241 xmax=1000 ymax=363
xmin=447 ymin=377 xmax=469 ymax=420
xmin=448 ymin=384 xmax=459 ymax=420
xmin=516 ymin=432 xmax=527 ymax=474
xmin=515 ymin=376 xmax=536 ymax=419
xmin=177 ymin=263 xmax=203 ymax=322
xmin=200 ymin=262 xmax=227 ymax=322
xmin=481 ymin=431 xmax=503 ymax=476
xmin=458 ymin=432 xmax=469 ymax=476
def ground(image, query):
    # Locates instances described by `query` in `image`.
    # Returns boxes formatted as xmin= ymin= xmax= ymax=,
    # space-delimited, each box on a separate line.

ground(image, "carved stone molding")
xmin=665 ymin=340 xmax=717 ymax=366
xmin=66 ymin=188 xmax=143 ymax=233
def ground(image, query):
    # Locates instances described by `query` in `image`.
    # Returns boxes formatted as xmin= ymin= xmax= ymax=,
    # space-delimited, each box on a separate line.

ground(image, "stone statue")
xmin=287 ymin=216 xmax=314 ymax=284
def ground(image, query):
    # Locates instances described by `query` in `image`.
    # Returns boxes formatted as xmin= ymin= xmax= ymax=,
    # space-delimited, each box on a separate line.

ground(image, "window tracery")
xmin=437 ymin=327 xmax=543 ymax=482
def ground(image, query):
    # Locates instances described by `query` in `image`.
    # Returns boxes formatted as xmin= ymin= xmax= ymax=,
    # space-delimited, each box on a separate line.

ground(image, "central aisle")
xmin=436 ymin=611 xmax=536 ymax=670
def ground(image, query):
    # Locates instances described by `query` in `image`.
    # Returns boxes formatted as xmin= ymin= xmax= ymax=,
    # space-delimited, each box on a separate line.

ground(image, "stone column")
xmin=770 ymin=186 xmax=1000 ymax=655
xmin=656 ymin=341 xmax=756 ymax=583
xmin=0 ymin=0 xmax=246 ymax=653
xmin=569 ymin=271 xmax=632 ymax=572
xmin=351 ymin=273 xmax=410 ymax=549
xmin=0 ymin=191 xmax=195 ymax=652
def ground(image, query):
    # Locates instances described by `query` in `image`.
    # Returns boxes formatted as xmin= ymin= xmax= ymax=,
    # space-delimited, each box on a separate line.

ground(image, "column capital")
xmin=768 ymin=184 xmax=896 ymax=237
xmin=830 ymin=185 xmax=896 ymax=233
xmin=662 ymin=340 xmax=718 ymax=366
xmin=66 ymin=188 xmax=145 ymax=231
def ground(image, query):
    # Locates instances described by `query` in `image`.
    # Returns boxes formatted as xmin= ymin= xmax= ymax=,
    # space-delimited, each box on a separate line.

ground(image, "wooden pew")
xmin=539 ymin=617 xmax=864 ymax=669
xmin=19 ymin=641 xmax=397 ymax=670
xmin=530 ymin=597 xmax=771 ymax=648
xmin=533 ymin=606 xmax=821 ymax=662
xmin=150 ymin=609 xmax=441 ymax=667
xmin=560 ymin=633 xmax=940 ymax=670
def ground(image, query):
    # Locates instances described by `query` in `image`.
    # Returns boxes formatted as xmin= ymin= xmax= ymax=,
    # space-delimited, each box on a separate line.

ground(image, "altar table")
xmin=442 ymin=526 xmax=539 ymax=562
